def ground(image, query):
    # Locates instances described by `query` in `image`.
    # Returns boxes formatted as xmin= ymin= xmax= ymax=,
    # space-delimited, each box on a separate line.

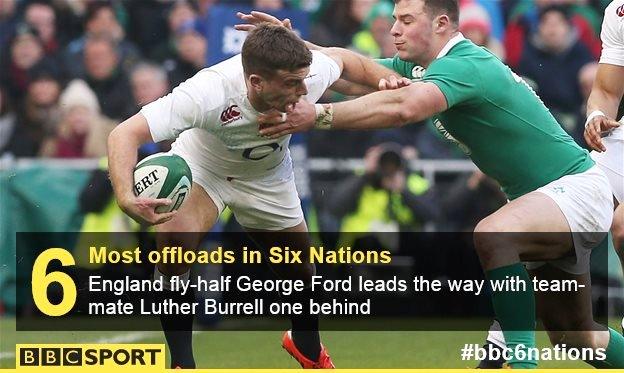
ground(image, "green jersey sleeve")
xmin=423 ymin=57 xmax=483 ymax=108
xmin=375 ymin=55 xmax=417 ymax=79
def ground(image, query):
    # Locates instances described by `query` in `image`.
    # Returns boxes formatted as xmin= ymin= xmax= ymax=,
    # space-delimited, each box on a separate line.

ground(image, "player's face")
xmin=260 ymin=67 xmax=310 ymax=112
xmin=390 ymin=0 xmax=435 ymax=65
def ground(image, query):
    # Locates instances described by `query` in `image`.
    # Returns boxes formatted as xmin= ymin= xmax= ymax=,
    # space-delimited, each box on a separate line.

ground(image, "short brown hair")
xmin=241 ymin=23 xmax=312 ymax=78
xmin=395 ymin=0 xmax=459 ymax=27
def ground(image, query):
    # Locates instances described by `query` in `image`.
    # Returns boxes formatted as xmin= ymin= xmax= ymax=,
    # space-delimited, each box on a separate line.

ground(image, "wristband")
xmin=585 ymin=110 xmax=606 ymax=128
xmin=314 ymin=103 xmax=333 ymax=130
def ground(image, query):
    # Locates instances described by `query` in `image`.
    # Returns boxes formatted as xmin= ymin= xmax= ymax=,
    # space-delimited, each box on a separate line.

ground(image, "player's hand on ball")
xmin=584 ymin=115 xmax=620 ymax=152
xmin=378 ymin=75 xmax=412 ymax=91
xmin=119 ymin=196 xmax=177 ymax=226
xmin=235 ymin=11 xmax=293 ymax=32
xmin=258 ymin=99 xmax=316 ymax=138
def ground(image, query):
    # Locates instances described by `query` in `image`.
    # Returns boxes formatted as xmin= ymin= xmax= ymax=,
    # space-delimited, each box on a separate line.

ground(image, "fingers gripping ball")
xmin=133 ymin=153 xmax=192 ymax=213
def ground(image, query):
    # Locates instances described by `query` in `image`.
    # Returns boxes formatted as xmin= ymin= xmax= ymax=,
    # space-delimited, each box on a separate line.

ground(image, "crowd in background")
xmin=0 ymin=0 xmax=614 ymax=234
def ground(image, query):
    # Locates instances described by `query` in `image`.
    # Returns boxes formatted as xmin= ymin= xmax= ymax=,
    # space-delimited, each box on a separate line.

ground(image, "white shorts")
xmin=171 ymin=150 xmax=304 ymax=231
xmin=526 ymin=165 xmax=614 ymax=274
xmin=590 ymin=126 xmax=623 ymax=203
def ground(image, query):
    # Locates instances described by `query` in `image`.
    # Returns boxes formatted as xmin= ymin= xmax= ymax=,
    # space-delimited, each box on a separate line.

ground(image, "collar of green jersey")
xmin=435 ymin=33 xmax=466 ymax=60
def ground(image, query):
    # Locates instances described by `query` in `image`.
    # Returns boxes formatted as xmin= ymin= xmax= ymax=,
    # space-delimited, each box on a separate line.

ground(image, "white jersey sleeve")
xmin=303 ymin=50 xmax=342 ymax=103
xmin=140 ymin=70 xmax=227 ymax=142
xmin=600 ymin=0 xmax=624 ymax=66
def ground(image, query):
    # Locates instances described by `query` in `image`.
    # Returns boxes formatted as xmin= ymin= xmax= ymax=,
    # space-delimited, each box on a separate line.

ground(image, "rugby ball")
xmin=133 ymin=153 xmax=192 ymax=213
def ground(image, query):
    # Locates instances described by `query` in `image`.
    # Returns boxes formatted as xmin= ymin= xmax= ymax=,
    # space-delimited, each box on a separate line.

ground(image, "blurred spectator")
xmin=0 ymin=86 xmax=18 ymax=157
xmin=351 ymin=1 xmax=396 ymax=58
xmin=459 ymin=1 xmax=505 ymax=60
xmin=504 ymin=0 xmax=601 ymax=69
xmin=83 ymin=34 xmax=135 ymax=121
xmin=197 ymin=0 xmax=219 ymax=17
xmin=441 ymin=170 xmax=506 ymax=231
xmin=130 ymin=62 xmax=172 ymax=155
xmin=48 ymin=0 xmax=89 ymax=42
xmin=64 ymin=1 xmax=140 ymax=77
xmin=40 ymin=80 xmax=115 ymax=158
xmin=124 ymin=0 xmax=171 ymax=56
xmin=0 ymin=0 xmax=18 ymax=53
xmin=314 ymin=0 xmax=379 ymax=47
xmin=329 ymin=143 xmax=440 ymax=235
xmin=7 ymin=62 xmax=63 ymax=157
xmin=151 ymin=0 xmax=199 ymax=63
xmin=24 ymin=1 xmax=60 ymax=56
xmin=164 ymin=19 xmax=208 ymax=88
xmin=578 ymin=61 xmax=598 ymax=105
xmin=130 ymin=62 xmax=170 ymax=108
xmin=292 ymin=0 xmax=334 ymax=44
xmin=576 ymin=61 xmax=599 ymax=147
xmin=0 ymin=24 xmax=46 ymax=102
xmin=467 ymin=0 xmax=505 ymax=42
xmin=517 ymin=5 xmax=594 ymax=137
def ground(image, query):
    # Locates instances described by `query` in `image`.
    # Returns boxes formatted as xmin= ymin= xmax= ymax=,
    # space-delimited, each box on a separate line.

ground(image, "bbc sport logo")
xmin=16 ymin=344 xmax=165 ymax=369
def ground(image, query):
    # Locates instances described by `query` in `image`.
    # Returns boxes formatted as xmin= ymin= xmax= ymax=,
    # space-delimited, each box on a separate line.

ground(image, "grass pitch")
xmin=0 ymin=317 xmax=602 ymax=368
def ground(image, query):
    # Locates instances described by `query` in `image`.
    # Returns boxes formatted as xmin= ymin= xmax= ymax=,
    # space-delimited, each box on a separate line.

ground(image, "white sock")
xmin=154 ymin=267 xmax=190 ymax=291
xmin=486 ymin=319 xmax=507 ymax=349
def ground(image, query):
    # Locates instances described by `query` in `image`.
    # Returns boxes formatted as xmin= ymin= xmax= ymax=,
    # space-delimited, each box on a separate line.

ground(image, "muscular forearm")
xmin=108 ymin=129 xmax=140 ymax=205
xmin=587 ymin=64 xmax=624 ymax=119
xmin=587 ymin=89 xmax=620 ymax=119
xmin=107 ymin=114 xmax=152 ymax=205
xmin=329 ymin=82 xmax=444 ymax=130
xmin=325 ymin=47 xmax=397 ymax=90
xmin=329 ymin=78 xmax=376 ymax=96
xmin=331 ymin=93 xmax=407 ymax=129
xmin=258 ymin=79 xmax=445 ymax=138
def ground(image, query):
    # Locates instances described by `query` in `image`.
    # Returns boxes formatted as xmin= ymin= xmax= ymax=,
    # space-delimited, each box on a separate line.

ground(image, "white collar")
xmin=436 ymin=33 xmax=466 ymax=59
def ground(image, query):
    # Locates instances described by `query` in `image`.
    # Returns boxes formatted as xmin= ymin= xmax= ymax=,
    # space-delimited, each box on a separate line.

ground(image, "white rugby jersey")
xmin=600 ymin=0 xmax=624 ymax=140
xmin=601 ymin=0 xmax=624 ymax=66
xmin=141 ymin=50 xmax=340 ymax=179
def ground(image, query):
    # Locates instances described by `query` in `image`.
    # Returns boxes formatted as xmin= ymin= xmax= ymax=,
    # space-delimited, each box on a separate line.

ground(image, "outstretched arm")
xmin=585 ymin=63 xmax=624 ymax=151
xmin=328 ymin=78 xmax=377 ymax=96
xmin=258 ymin=82 xmax=448 ymax=138
xmin=321 ymin=47 xmax=410 ymax=92
xmin=235 ymin=11 xmax=409 ymax=94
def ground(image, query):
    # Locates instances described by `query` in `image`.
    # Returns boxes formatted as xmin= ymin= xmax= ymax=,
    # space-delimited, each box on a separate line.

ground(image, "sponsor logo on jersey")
xmin=617 ymin=4 xmax=624 ymax=17
xmin=220 ymin=105 xmax=242 ymax=125
xmin=411 ymin=66 xmax=426 ymax=81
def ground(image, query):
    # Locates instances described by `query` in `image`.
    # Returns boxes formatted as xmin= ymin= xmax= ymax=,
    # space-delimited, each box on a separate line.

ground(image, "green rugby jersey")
xmin=377 ymin=36 xmax=594 ymax=199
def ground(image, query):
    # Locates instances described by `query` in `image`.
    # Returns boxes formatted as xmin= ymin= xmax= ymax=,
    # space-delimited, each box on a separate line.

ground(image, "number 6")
xmin=31 ymin=248 xmax=77 ymax=316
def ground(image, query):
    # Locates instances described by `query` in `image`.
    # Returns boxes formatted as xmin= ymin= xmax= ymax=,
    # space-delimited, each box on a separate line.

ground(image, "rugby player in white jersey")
xmin=108 ymin=23 xmax=401 ymax=369
xmin=585 ymin=0 xmax=624 ymax=260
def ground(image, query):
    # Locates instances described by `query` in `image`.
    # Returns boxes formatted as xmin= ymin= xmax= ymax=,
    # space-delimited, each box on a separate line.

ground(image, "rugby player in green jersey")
xmin=240 ymin=1 xmax=623 ymax=368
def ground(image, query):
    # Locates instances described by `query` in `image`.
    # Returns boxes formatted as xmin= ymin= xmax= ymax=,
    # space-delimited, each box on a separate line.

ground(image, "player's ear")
xmin=434 ymin=14 xmax=451 ymax=33
xmin=248 ymin=74 xmax=264 ymax=91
